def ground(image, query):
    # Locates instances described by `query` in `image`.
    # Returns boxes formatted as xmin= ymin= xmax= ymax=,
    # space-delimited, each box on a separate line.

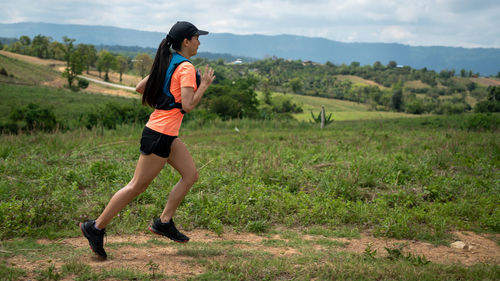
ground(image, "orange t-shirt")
xmin=145 ymin=61 xmax=197 ymax=136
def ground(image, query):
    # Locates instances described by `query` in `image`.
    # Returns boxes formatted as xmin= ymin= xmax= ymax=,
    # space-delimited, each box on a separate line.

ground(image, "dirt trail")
xmin=5 ymin=229 xmax=499 ymax=280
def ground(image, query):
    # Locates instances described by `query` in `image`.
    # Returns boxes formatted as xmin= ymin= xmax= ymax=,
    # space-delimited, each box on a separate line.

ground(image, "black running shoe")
xmin=149 ymin=218 xmax=190 ymax=243
xmin=80 ymin=220 xmax=107 ymax=260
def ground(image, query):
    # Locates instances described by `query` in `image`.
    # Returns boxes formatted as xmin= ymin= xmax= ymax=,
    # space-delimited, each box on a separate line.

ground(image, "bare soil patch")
xmin=336 ymin=75 xmax=387 ymax=89
xmin=6 ymin=229 xmax=498 ymax=280
xmin=0 ymin=50 xmax=65 ymax=67
xmin=84 ymin=70 xmax=142 ymax=88
xmin=405 ymin=80 xmax=431 ymax=89
xmin=471 ymin=77 xmax=500 ymax=87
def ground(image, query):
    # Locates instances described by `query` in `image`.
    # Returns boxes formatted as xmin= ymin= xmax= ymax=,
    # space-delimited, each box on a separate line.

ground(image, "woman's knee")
xmin=126 ymin=178 xmax=149 ymax=195
xmin=183 ymin=169 xmax=199 ymax=186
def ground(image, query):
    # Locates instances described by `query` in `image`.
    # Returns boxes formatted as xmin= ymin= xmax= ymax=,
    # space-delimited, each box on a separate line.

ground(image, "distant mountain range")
xmin=1 ymin=22 xmax=499 ymax=76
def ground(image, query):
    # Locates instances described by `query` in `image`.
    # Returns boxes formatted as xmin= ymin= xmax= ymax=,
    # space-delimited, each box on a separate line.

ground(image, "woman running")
xmin=80 ymin=21 xmax=215 ymax=260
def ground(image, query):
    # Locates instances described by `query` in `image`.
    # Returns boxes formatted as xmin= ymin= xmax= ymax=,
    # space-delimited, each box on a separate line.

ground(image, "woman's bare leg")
xmin=95 ymin=153 xmax=168 ymax=229
xmin=160 ymin=138 xmax=198 ymax=222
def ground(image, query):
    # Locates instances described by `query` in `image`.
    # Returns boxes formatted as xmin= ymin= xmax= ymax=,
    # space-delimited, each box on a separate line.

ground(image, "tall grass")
xmin=1 ymin=114 xmax=498 ymax=243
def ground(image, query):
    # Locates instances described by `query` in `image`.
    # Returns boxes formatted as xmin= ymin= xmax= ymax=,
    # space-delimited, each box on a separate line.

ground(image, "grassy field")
xmin=0 ymin=113 xmax=499 ymax=279
xmin=335 ymin=74 xmax=387 ymax=89
xmin=257 ymin=91 xmax=418 ymax=121
xmin=0 ymin=53 xmax=60 ymax=85
xmin=0 ymin=54 xmax=499 ymax=279
xmin=0 ymin=83 xmax=145 ymax=130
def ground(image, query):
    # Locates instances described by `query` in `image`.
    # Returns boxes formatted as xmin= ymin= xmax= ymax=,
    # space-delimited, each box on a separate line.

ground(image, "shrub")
xmin=271 ymin=95 xmax=303 ymax=113
xmin=474 ymin=86 xmax=500 ymax=113
xmin=77 ymin=78 xmax=89 ymax=89
xmin=0 ymin=67 xmax=8 ymax=76
xmin=474 ymin=100 xmax=500 ymax=113
xmin=434 ymin=101 xmax=467 ymax=115
xmin=79 ymin=102 xmax=151 ymax=129
xmin=463 ymin=113 xmax=500 ymax=131
xmin=7 ymin=103 xmax=58 ymax=132
xmin=405 ymin=99 xmax=426 ymax=114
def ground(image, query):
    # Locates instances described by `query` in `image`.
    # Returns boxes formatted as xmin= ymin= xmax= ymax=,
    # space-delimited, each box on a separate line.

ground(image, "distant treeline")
xmin=2 ymin=34 xmax=500 ymax=117
xmin=192 ymin=56 xmax=500 ymax=115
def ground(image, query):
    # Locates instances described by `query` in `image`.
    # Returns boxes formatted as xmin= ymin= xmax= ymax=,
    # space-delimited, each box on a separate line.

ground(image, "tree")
xmin=18 ymin=35 xmax=31 ymax=55
xmin=466 ymin=82 xmax=477 ymax=92
xmin=133 ymin=53 xmax=153 ymax=78
xmin=49 ymin=41 xmax=65 ymax=60
xmin=204 ymin=78 xmax=259 ymax=119
xmin=373 ymin=61 xmax=383 ymax=71
xmin=289 ymin=77 xmax=303 ymax=94
xmin=474 ymin=86 xmax=500 ymax=113
xmin=77 ymin=44 xmax=97 ymax=74
xmin=63 ymin=48 xmax=85 ymax=89
xmin=388 ymin=60 xmax=397 ymax=68
xmin=61 ymin=36 xmax=79 ymax=88
xmin=31 ymin=34 xmax=51 ymax=58
xmin=97 ymin=50 xmax=117 ymax=81
xmin=460 ymin=69 xmax=466 ymax=77
xmin=115 ymin=55 xmax=129 ymax=82
xmin=391 ymin=88 xmax=404 ymax=111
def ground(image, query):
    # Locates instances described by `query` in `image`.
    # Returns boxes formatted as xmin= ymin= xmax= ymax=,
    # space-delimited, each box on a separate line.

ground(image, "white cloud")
xmin=380 ymin=26 xmax=414 ymax=42
xmin=0 ymin=0 xmax=499 ymax=48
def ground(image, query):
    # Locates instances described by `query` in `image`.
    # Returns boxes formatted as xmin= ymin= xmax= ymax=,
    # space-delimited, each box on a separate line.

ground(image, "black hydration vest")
xmin=155 ymin=53 xmax=200 ymax=114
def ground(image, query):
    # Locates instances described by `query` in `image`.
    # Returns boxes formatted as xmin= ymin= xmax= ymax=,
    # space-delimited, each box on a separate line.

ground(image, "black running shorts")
xmin=139 ymin=126 xmax=177 ymax=158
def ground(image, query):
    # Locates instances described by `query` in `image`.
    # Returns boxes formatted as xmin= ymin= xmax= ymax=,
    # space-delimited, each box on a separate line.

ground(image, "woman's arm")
xmin=181 ymin=65 xmax=215 ymax=113
xmin=135 ymin=75 xmax=149 ymax=94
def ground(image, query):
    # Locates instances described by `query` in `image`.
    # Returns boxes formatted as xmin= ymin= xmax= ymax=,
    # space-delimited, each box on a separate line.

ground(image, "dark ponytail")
xmin=142 ymin=35 xmax=184 ymax=107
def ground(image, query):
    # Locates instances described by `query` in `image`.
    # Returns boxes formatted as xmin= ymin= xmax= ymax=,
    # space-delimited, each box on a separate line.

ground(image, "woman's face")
xmin=184 ymin=35 xmax=200 ymax=57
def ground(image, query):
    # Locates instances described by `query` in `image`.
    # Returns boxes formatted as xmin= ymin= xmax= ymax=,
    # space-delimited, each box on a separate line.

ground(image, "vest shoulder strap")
xmin=154 ymin=53 xmax=190 ymax=113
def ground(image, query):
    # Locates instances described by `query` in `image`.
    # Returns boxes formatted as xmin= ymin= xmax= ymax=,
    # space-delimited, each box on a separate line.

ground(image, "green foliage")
xmin=79 ymin=102 xmax=150 ymax=130
xmin=289 ymin=77 xmax=303 ymax=93
xmin=474 ymin=86 xmax=500 ymax=113
xmin=435 ymin=101 xmax=468 ymax=115
xmin=464 ymin=113 xmax=500 ymax=131
xmin=391 ymin=88 xmax=404 ymax=111
xmin=0 ymin=262 xmax=26 ymax=281
xmin=96 ymin=50 xmax=117 ymax=82
xmin=310 ymin=109 xmax=333 ymax=125
xmin=146 ymin=260 xmax=160 ymax=279
xmin=77 ymin=77 xmax=89 ymax=89
xmin=385 ymin=245 xmax=431 ymax=265
xmin=257 ymin=92 xmax=303 ymax=120
xmin=36 ymin=264 xmax=61 ymax=281
xmin=363 ymin=243 xmax=377 ymax=260
xmin=0 ymin=66 xmax=8 ymax=76
xmin=246 ymin=220 xmax=269 ymax=233
xmin=0 ymin=53 xmax=60 ymax=85
xmin=4 ymin=34 xmax=493 ymax=118
xmin=2 ymin=103 xmax=58 ymax=133
xmin=203 ymin=78 xmax=259 ymax=119
xmin=61 ymin=36 xmax=86 ymax=89
xmin=0 ymin=84 xmax=153 ymax=134
xmin=133 ymin=53 xmax=153 ymax=79
xmin=270 ymin=95 xmax=303 ymax=114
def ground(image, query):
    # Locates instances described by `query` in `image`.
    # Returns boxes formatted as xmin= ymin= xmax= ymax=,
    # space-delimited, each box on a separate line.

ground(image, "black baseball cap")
xmin=168 ymin=21 xmax=209 ymax=41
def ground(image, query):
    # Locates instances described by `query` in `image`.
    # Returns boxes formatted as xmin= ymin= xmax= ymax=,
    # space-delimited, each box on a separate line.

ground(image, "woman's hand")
xmin=181 ymin=65 xmax=215 ymax=113
xmin=198 ymin=65 xmax=215 ymax=90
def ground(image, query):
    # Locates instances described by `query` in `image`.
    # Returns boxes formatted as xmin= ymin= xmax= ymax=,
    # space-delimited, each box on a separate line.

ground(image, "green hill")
xmin=0 ymin=53 xmax=59 ymax=85
xmin=258 ymin=91 xmax=416 ymax=121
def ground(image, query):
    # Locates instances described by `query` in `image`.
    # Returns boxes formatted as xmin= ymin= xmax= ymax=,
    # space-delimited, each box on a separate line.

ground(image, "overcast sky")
xmin=2 ymin=0 xmax=499 ymax=48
